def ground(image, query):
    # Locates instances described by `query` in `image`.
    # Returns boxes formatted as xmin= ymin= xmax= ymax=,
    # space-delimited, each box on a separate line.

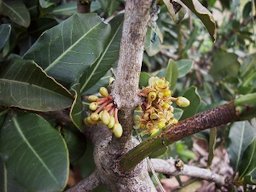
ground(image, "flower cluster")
xmin=84 ymin=87 xmax=123 ymax=138
xmin=135 ymin=77 xmax=190 ymax=136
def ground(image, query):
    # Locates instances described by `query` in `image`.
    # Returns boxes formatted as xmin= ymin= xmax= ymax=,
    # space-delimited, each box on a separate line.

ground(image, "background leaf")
xmin=0 ymin=24 xmax=11 ymax=50
xmin=139 ymin=72 xmax=151 ymax=88
xmin=79 ymin=14 xmax=123 ymax=93
xmin=62 ymin=128 xmax=86 ymax=164
xmin=210 ymin=50 xmax=240 ymax=80
xmin=0 ymin=58 xmax=73 ymax=111
xmin=238 ymin=138 xmax=256 ymax=182
xmin=180 ymin=0 xmax=216 ymax=41
xmin=0 ymin=0 xmax=30 ymax=28
xmin=24 ymin=13 xmax=111 ymax=86
xmin=180 ymin=86 xmax=201 ymax=120
xmin=165 ymin=59 xmax=178 ymax=90
xmin=228 ymin=121 xmax=256 ymax=171
xmin=0 ymin=112 xmax=69 ymax=192
xmin=177 ymin=59 xmax=193 ymax=78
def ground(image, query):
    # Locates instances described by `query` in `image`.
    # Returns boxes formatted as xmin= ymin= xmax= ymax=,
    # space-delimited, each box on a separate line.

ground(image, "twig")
xmin=66 ymin=170 xmax=101 ymax=192
xmin=150 ymin=158 xmax=226 ymax=186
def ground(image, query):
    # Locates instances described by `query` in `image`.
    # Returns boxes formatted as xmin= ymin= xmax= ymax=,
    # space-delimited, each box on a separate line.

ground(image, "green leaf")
xmin=24 ymin=13 xmax=111 ymax=86
xmin=62 ymin=128 xmax=86 ymax=164
xmin=84 ymin=74 xmax=111 ymax=95
xmin=50 ymin=2 xmax=77 ymax=16
xmin=228 ymin=121 xmax=256 ymax=171
xmin=0 ymin=0 xmax=30 ymax=28
xmin=208 ymin=127 xmax=217 ymax=167
xmin=238 ymin=138 xmax=256 ymax=180
xmin=139 ymin=72 xmax=151 ymax=88
xmin=210 ymin=50 xmax=240 ymax=80
xmin=70 ymin=84 xmax=83 ymax=131
xmin=165 ymin=59 xmax=178 ymax=90
xmin=0 ymin=24 xmax=11 ymax=50
xmin=180 ymin=0 xmax=216 ymax=42
xmin=0 ymin=58 xmax=73 ymax=111
xmin=243 ymin=168 xmax=256 ymax=185
xmin=177 ymin=59 xmax=193 ymax=78
xmin=180 ymin=86 xmax=201 ymax=120
xmin=39 ymin=0 xmax=60 ymax=8
xmin=0 ymin=112 xmax=69 ymax=192
xmin=79 ymin=14 xmax=123 ymax=93
xmin=173 ymin=108 xmax=183 ymax=120
xmin=145 ymin=25 xmax=162 ymax=56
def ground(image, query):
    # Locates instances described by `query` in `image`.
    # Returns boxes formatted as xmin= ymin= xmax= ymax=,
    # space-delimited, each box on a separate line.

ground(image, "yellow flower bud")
xmin=113 ymin=123 xmax=123 ymax=138
xmin=148 ymin=91 xmax=157 ymax=102
xmin=87 ymin=95 xmax=98 ymax=102
xmin=158 ymin=120 xmax=166 ymax=129
xmin=90 ymin=113 xmax=99 ymax=121
xmin=84 ymin=117 xmax=96 ymax=125
xmin=108 ymin=116 xmax=115 ymax=129
xmin=162 ymin=102 xmax=170 ymax=109
xmin=99 ymin=87 xmax=109 ymax=97
xmin=150 ymin=113 xmax=159 ymax=120
xmin=163 ymin=90 xmax=171 ymax=97
xmin=176 ymin=97 xmax=190 ymax=108
xmin=100 ymin=110 xmax=110 ymax=125
xmin=89 ymin=102 xmax=98 ymax=111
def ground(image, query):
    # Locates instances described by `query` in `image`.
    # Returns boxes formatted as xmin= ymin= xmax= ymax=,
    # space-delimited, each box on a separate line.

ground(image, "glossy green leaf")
xmin=50 ymin=2 xmax=77 ymax=16
xmin=208 ymin=127 xmax=217 ymax=166
xmin=0 ymin=112 xmax=69 ymax=192
xmin=243 ymin=168 xmax=256 ymax=185
xmin=80 ymin=14 xmax=123 ymax=93
xmin=0 ymin=58 xmax=73 ymax=111
xmin=177 ymin=59 xmax=193 ymax=78
xmin=24 ymin=13 xmax=111 ymax=86
xmin=139 ymin=72 xmax=151 ymax=88
xmin=91 ymin=0 xmax=121 ymax=17
xmin=210 ymin=50 xmax=240 ymax=80
xmin=180 ymin=86 xmax=201 ymax=120
xmin=0 ymin=24 xmax=11 ymax=50
xmin=228 ymin=121 xmax=256 ymax=172
xmin=180 ymin=0 xmax=216 ymax=41
xmin=0 ymin=0 xmax=30 ymax=28
xmin=239 ymin=138 xmax=256 ymax=180
xmin=70 ymin=84 xmax=83 ymax=131
xmin=62 ymin=129 xmax=86 ymax=164
xmin=165 ymin=59 xmax=178 ymax=90
xmin=84 ymin=74 xmax=111 ymax=95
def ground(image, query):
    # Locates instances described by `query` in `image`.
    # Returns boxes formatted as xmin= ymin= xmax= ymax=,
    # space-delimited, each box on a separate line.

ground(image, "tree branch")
xmin=150 ymin=158 xmax=226 ymax=186
xmin=66 ymin=170 xmax=101 ymax=192
xmin=120 ymin=101 xmax=243 ymax=171
xmin=111 ymin=0 xmax=153 ymax=148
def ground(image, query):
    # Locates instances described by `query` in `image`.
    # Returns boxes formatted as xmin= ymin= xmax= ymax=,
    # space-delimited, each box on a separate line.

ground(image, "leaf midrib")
xmin=80 ymin=22 xmax=122 ymax=92
xmin=3 ymin=2 xmax=27 ymax=25
xmin=0 ymin=79 xmax=71 ymax=99
xmin=44 ymin=21 xmax=102 ymax=72
xmin=13 ymin=117 xmax=59 ymax=185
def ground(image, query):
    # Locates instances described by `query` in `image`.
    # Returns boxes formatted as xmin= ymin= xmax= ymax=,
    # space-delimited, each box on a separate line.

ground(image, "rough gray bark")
xmin=111 ymin=0 xmax=153 ymax=149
